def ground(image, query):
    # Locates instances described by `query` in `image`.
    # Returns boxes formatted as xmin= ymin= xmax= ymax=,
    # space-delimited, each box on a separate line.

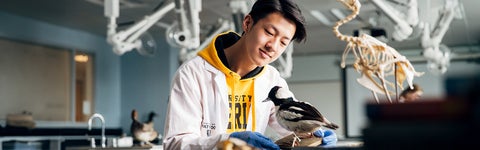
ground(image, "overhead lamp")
xmin=75 ymin=54 xmax=89 ymax=63
xmin=310 ymin=10 xmax=333 ymax=26
xmin=330 ymin=8 xmax=347 ymax=21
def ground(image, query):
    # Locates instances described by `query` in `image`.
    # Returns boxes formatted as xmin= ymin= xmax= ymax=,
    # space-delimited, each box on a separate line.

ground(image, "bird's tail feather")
xmin=146 ymin=111 xmax=157 ymax=123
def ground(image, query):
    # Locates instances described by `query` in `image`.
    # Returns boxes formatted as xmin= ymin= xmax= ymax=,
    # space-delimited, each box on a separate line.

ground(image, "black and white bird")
xmin=263 ymin=86 xmax=339 ymax=139
xmin=131 ymin=109 xmax=159 ymax=146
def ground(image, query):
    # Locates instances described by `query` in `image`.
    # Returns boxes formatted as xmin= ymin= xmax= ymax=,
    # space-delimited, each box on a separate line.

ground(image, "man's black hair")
xmin=248 ymin=0 xmax=307 ymax=43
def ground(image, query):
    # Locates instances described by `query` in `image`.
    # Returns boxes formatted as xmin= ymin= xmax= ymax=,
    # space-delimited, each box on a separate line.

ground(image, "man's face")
xmin=243 ymin=12 xmax=296 ymax=67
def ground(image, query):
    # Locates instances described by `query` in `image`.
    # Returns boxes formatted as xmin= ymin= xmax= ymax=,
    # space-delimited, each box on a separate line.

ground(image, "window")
xmin=74 ymin=52 xmax=94 ymax=122
xmin=0 ymin=38 xmax=94 ymax=123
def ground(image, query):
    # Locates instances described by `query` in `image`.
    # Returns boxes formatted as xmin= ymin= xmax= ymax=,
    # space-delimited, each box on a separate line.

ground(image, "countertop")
xmin=0 ymin=126 xmax=122 ymax=136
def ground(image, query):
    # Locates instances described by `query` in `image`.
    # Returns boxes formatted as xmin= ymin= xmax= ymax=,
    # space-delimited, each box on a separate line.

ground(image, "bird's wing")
xmin=131 ymin=121 xmax=143 ymax=130
xmin=288 ymin=101 xmax=340 ymax=130
xmin=280 ymin=101 xmax=325 ymax=122
xmin=131 ymin=121 xmax=145 ymax=140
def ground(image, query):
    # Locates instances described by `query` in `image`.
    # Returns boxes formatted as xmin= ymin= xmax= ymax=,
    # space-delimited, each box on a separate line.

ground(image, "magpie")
xmin=263 ymin=86 xmax=339 ymax=144
xmin=131 ymin=109 xmax=159 ymax=146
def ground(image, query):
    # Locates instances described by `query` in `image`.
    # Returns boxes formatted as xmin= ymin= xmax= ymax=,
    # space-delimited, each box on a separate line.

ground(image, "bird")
xmin=263 ymin=86 xmax=339 ymax=146
xmin=130 ymin=109 xmax=159 ymax=146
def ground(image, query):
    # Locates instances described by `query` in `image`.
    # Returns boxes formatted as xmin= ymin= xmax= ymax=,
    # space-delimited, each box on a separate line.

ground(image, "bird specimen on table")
xmin=217 ymin=137 xmax=257 ymax=150
xmin=130 ymin=109 xmax=159 ymax=146
xmin=263 ymin=86 xmax=339 ymax=147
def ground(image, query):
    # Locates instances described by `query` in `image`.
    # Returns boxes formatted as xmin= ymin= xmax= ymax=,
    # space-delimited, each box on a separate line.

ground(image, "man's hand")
xmin=313 ymin=129 xmax=338 ymax=147
xmin=229 ymin=131 xmax=280 ymax=150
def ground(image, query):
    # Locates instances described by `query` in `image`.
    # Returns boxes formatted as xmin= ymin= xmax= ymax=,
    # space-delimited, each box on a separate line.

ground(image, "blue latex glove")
xmin=313 ymin=129 xmax=338 ymax=147
xmin=229 ymin=131 xmax=280 ymax=150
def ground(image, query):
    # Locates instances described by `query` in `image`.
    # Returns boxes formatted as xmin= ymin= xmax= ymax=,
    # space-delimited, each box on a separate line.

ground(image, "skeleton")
xmin=334 ymin=0 xmax=424 ymax=103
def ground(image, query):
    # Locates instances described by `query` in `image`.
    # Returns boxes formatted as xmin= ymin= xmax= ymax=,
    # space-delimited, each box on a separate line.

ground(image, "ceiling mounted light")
xmin=310 ymin=10 xmax=333 ymax=26
xmin=75 ymin=54 xmax=89 ymax=63
xmin=330 ymin=8 xmax=347 ymax=21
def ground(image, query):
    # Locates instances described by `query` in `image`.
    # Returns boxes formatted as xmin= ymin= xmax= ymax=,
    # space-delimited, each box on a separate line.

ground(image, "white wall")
xmin=286 ymin=54 xmax=346 ymax=138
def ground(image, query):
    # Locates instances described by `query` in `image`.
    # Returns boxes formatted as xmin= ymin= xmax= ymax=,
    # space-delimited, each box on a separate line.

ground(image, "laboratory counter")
xmin=0 ymin=126 xmax=123 ymax=150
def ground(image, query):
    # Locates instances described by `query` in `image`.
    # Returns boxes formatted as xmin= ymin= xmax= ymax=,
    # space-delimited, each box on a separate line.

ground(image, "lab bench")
xmin=0 ymin=127 xmax=122 ymax=150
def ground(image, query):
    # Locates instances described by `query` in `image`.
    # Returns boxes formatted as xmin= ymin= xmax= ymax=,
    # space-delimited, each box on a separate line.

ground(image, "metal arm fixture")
xmin=369 ymin=0 xmax=463 ymax=74
xmin=104 ymin=0 xmax=201 ymax=56
xmin=105 ymin=0 xmax=174 ymax=55
xmin=369 ymin=0 xmax=420 ymax=41
xmin=166 ymin=0 xmax=201 ymax=49
xmin=178 ymin=19 xmax=233 ymax=62
xmin=421 ymin=0 xmax=462 ymax=74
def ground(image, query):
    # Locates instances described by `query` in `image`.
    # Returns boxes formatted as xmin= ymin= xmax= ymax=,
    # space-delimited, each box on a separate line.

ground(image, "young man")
xmin=163 ymin=0 xmax=337 ymax=149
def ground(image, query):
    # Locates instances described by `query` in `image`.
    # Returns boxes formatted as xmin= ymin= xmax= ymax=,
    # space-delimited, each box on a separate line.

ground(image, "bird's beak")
xmin=262 ymin=98 xmax=271 ymax=102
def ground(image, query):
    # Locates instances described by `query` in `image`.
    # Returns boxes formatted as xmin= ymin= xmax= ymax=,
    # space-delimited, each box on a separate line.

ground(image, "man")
xmin=163 ymin=0 xmax=337 ymax=149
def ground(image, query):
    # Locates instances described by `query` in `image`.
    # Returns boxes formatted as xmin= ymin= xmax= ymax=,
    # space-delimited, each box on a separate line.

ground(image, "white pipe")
xmin=181 ymin=20 xmax=232 ymax=62
xmin=189 ymin=0 xmax=201 ymax=48
xmin=370 ymin=0 xmax=413 ymax=41
xmin=126 ymin=2 xmax=175 ymax=43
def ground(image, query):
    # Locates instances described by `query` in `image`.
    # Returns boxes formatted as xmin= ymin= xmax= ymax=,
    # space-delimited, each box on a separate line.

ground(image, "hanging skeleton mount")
xmin=334 ymin=0 xmax=424 ymax=103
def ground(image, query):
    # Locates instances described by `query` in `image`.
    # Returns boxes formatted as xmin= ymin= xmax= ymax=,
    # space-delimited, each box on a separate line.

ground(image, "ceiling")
xmin=0 ymin=0 xmax=479 ymax=56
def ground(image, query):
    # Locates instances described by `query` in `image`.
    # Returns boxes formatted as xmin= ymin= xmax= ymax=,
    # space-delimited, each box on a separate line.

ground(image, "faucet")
xmin=88 ymin=113 xmax=106 ymax=148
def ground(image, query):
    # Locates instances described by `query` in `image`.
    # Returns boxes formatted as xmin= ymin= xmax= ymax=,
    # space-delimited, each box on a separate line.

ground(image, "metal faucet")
xmin=88 ymin=113 xmax=106 ymax=148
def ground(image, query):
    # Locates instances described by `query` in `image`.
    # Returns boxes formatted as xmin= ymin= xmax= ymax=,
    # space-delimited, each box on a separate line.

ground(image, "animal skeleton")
xmin=334 ymin=0 xmax=424 ymax=103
